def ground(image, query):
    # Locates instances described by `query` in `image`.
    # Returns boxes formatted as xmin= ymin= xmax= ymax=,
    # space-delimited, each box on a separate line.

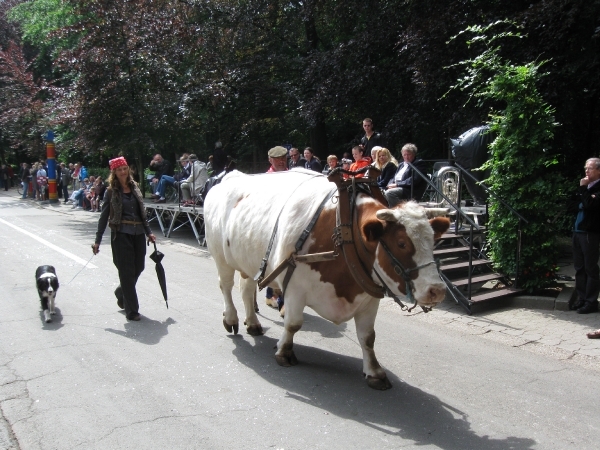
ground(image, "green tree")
xmin=450 ymin=22 xmax=565 ymax=291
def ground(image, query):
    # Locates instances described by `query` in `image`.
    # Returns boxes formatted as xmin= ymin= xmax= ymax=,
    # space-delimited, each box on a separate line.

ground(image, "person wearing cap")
xmin=262 ymin=146 xmax=289 ymax=311
xmin=92 ymin=157 xmax=156 ymax=322
xmin=266 ymin=146 xmax=288 ymax=173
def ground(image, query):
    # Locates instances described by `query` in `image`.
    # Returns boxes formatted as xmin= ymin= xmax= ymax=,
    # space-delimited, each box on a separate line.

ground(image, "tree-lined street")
xmin=0 ymin=192 xmax=599 ymax=449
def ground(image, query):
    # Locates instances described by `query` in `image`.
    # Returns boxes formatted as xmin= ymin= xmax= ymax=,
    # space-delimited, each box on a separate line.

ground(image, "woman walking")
xmin=92 ymin=157 xmax=156 ymax=321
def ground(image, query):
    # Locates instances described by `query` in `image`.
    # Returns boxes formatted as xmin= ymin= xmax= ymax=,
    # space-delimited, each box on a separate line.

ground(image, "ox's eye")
xmin=397 ymin=241 xmax=406 ymax=249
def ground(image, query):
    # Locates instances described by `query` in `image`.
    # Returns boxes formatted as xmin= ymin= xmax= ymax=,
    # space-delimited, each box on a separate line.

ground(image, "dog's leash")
xmin=67 ymin=253 xmax=95 ymax=285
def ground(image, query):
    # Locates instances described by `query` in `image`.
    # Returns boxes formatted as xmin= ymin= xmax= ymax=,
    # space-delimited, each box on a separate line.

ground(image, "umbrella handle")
xmin=148 ymin=240 xmax=158 ymax=253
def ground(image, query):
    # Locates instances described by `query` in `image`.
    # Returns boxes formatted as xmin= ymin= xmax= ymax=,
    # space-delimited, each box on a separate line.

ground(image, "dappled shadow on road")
xmin=104 ymin=317 xmax=176 ymax=345
xmin=40 ymin=307 xmax=64 ymax=331
xmin=228 ymin=334 xmax=535 ymax=450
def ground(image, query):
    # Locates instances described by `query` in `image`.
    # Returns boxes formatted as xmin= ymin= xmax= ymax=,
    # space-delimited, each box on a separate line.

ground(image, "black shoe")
xmin=577 ymin=303 xmax=599 ymax=314
xmin=127 ymin=313 xmax=141 ymax=321
xmin=570 ymin=300 xmax=585 ymax=311
xmin=114 ymin=286 xmax=124 ymax=309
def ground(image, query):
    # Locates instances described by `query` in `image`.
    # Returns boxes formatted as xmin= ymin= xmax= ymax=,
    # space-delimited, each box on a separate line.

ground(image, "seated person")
xmin=322 ymin=155 xmax=340 ymax=175
xmin=303 ymin=147 xmax=322 ymax=172
xmin=344 ymin=145 xmax=372 ymax=179
xmin=71 ymin=177 xmax=93 ymax=209
xmin=94 ymin=176 xmax=106 ymax=203
xmin=180 ymin=154 xmax=209 ymax=206
xmin=384 ymin=143 xmax=428 ymax=207
xmin=85 ymin=186 xmax=96 ymax=211
xmin=149 ymin=153 xmax=173 ymax=197
xmin=153 ymin=154 xmax=191 ymax=203
xmin=373 ymin=147 xmax=398 ymax=189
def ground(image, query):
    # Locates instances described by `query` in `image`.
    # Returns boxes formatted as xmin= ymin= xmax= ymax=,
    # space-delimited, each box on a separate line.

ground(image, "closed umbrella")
xmin=149 ymin=242 xmax=168 ymax=308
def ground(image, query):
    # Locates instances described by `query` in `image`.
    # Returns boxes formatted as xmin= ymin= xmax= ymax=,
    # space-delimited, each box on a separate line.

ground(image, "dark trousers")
xmin=111 ymin=232 xmax=147 ymax=316
xmin=60 ymin=184 xmax=69 ymax=201
xmin=385 ymin=187 xmax=411 ymax=207
xmin=573 ymin=232 xmax=600 ymax=305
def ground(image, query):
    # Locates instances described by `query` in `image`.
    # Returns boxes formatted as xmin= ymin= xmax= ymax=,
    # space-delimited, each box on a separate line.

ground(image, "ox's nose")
xmin=428 ymin=285 xmax=446 ymax=304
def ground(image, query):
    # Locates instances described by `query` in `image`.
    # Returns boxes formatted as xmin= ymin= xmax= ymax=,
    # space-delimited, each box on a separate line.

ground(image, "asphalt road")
xmin=0 ymin=193 xmax=598 ymax=449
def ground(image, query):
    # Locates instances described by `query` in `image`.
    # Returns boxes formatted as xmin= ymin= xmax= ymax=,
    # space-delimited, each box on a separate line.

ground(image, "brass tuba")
xmin=433 ymin=165 xmax=460 ymax=207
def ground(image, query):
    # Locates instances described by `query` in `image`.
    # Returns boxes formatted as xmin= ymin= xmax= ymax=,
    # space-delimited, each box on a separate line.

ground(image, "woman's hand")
xmin=147 ymin=234 xmax=156 ymax=244
xmin=92 ymin=243 xmax=100 ymax=255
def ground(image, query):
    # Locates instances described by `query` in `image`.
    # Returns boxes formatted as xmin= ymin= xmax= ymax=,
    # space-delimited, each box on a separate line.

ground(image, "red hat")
xmin=109 ymin=157 xmax=128 ymax=170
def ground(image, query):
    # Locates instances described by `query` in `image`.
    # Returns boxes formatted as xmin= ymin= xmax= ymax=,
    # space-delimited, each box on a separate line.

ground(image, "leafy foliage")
xmin=451 ymin=22 xmax=566 ymax=291
xmin=0 ymin=41 xmax=47 ymax=156
xmin=7 ymin=0 xmax=82 ymax=53
xmin=0 ymin=0 xmax=599 ymax=183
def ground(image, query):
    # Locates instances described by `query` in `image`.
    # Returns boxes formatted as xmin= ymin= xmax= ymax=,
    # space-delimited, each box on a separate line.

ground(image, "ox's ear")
xmin=429 ymin=217 xmax=450 ymax=240
xmin=375 ymin=209 xmax=396 ymax=223
xmin=363 ymin=219 xmax=385 ymax=242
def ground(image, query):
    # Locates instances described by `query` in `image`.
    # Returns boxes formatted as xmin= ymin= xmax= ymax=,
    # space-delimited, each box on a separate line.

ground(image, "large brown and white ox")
xmin=204 ymin=169 xmax=449 ymax=390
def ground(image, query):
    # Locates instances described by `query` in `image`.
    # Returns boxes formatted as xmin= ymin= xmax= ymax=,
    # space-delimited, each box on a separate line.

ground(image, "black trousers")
xmin=573 ymin=232 xmax=600 ymax=306
xmin=111 ymin=232 xmax=147 ymax=316
xmin=60 ymin=183 xmax=69 ymax=201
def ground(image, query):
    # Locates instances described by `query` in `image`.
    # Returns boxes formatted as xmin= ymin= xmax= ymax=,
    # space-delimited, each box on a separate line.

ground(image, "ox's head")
xmin=361 ymin=202 xmax=450 ymax=308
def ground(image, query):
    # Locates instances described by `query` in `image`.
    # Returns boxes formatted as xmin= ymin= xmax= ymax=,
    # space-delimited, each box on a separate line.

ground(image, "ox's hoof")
xmin=246 ymin=324 xmax=264 ymax=336
xmin=366 ymin=375 xmax=392 ymax=390
xmin=223 ymin=318 xmax=239 ymax=335
xmin=275 ymin=351 xmax=298 ymax=367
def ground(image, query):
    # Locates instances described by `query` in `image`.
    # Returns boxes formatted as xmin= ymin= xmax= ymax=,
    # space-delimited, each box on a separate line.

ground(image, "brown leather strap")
xmin=328 ymin=170 xmax=386 ymax=299
xmin=121 ymin=220 xmax=143 ymax=225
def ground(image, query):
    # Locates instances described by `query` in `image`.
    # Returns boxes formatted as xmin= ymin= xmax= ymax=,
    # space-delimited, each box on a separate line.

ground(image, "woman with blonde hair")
xmin=374 ymin=147 xmax=398 ymax=189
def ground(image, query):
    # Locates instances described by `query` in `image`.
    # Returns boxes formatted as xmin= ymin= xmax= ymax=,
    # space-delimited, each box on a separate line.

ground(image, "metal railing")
xmin=408 ymin=160 xmax=529 ymax=295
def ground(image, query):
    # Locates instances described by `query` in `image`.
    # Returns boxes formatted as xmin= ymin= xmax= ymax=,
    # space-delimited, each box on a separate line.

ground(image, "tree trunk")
xmin=309 ymin=120 xmax=328 ymax=159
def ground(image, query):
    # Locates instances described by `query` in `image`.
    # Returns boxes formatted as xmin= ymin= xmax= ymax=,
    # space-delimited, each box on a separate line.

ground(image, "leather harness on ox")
xmin=254 ymin=167 xmax=439 ymax=313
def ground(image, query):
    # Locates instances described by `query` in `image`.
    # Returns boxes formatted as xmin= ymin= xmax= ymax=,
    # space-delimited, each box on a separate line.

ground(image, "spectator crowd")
xmin=4 ymin=117 xmax=427 ymax=213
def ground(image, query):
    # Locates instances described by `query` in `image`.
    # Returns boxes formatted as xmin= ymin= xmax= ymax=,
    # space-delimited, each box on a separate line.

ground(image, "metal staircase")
xmin=412 ymin=161 xmax=526 ymax=314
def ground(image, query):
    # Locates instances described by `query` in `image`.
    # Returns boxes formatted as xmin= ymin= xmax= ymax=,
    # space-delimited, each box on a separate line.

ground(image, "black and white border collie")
xmin=36 ymin=265 xmax=59 ymax=323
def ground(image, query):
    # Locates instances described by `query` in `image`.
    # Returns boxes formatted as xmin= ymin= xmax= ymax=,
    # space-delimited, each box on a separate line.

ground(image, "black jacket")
xmin=361 ymin=132 xmax=384 ymax=155
xmin=387 ymin=158 xmax=428 ymax=200
xmin=567 ymin=181 xmax=600 ymax=233
xmin=304 ymin=158 xmax=322 ymax=173
xmin=150 ymin=159 xmax=173 ymax=179
xmin=376 ymin=162 xmax=397 ymax=189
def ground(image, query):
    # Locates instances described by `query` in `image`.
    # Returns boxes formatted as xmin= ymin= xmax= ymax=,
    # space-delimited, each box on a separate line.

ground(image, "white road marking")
xmin=0 ymin=217 xmax=98 ymax=268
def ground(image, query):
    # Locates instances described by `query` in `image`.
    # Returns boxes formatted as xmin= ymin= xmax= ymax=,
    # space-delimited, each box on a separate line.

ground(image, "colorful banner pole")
xmin=45 ymin=131 xmax=58 ymax=203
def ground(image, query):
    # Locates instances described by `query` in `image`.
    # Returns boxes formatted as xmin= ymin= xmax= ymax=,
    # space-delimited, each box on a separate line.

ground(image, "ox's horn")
xmin=375 ymin=209 xmax=396 ymax=223
xmin=424 ymin=207 xmax=450 ymax=218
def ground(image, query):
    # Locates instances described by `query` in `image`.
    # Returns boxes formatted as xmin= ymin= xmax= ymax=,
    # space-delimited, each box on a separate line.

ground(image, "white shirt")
xmin=394 ymin=162 xmax=409 ymax=184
